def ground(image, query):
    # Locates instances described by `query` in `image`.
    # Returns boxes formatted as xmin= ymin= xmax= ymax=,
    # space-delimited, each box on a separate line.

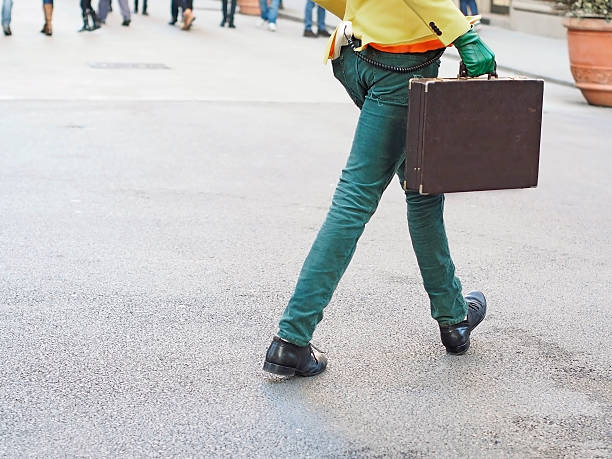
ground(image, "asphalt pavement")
xmin=1 ymin=1 xmax=611 ymax=457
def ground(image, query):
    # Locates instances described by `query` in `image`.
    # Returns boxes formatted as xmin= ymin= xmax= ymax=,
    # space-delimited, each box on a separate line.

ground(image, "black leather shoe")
xmin=439 ymin=291 xmax=486 ymax=355
xmin=3 ymin=25 xmax=11 ymax=36
xmin=263 ymin=336 xmax=327 ymax=377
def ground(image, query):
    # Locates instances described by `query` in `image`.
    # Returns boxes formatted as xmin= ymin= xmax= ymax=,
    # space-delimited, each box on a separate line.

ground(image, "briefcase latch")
xmin=402 ymin=181 xmax=430 ymax=195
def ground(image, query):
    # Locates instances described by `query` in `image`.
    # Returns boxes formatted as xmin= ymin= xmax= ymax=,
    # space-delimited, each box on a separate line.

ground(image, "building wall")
xmin=510 ymin=0 xmax=566 ymax=38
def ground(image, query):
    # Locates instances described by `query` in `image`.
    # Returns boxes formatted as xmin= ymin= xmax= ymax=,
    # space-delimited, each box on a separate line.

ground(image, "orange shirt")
xmin=369 ymin=39 xmax=446 ymax=54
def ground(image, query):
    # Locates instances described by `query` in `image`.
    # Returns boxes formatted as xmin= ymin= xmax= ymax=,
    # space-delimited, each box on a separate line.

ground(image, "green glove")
xmin=453 ymin=29 xmax=496 ymax=77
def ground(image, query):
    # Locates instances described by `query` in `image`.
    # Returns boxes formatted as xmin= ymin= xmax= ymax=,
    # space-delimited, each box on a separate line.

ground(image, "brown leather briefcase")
xmin=404 ymin=76 xmax=544 ymax=194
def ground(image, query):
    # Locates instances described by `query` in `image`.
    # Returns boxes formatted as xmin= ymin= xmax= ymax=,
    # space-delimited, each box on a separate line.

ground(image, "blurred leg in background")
xmin=181 ymin=0 xmax=195 ymax=30
xmin=80 ymin=0 xmax=101 ymax=31
xmin=41 ymin=0 xmax=53 ymax=36
xmin=259 ymin=0 xmax=280 ymax=31
xmin=169 ymin=0 xmax=179 ymax=24
xmin=459 ymin=0 xmax=479 ymax=15
xmin=2 ymin=0 xmax=13 ymax=36
xmin=220 ymin=0 xmax=237 ymax=28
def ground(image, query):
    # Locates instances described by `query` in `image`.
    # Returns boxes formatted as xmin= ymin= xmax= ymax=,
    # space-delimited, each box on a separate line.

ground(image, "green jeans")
xmin=278 ymin=46 xmax=467 ymax=347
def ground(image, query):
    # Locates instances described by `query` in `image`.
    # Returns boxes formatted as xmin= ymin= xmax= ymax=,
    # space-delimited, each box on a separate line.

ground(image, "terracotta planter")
xmin=564 ymin=17 xmax=612 ymax=107
xmin=238 ymin=0 xmax=260 ymax=16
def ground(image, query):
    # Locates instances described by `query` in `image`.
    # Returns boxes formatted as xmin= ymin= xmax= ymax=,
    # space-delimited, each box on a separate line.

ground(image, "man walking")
xmin=303 ymin=0 xmax=329 ymax=37
xmin=263 ymin=0 xmax=494 ymax=377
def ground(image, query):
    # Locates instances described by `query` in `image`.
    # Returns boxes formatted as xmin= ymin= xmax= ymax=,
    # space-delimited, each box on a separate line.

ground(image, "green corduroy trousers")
xmin=278 ymin=46 xmax=467 ymax=347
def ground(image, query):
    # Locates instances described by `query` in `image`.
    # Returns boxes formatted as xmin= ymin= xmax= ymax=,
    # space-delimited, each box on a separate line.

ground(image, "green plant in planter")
xmin=556 ymin=0 xmax=612 ymax=20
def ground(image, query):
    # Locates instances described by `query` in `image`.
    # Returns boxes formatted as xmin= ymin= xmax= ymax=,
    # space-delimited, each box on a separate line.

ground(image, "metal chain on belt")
xmin=344 ymin=31 xmax=445 ymax=74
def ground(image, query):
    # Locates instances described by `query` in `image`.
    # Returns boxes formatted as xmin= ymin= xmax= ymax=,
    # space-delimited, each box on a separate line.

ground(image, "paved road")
xmin=1 ymin=1 xmax=611 ymax=457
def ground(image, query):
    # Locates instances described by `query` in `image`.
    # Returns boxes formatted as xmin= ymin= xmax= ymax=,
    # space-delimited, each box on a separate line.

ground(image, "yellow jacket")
xmin=316 ymin=0 xmax=470 ymax=62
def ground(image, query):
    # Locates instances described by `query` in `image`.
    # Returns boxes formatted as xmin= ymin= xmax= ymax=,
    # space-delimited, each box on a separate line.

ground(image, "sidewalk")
xmin=278 ymin=0 xmax=573 ymax=86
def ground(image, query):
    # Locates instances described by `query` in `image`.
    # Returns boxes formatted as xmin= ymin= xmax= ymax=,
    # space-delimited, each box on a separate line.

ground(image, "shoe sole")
xmin=263 ymin=361 xmax=327 ymax=377
xmin=263 ymin=361 xmax=296 ymax=376
xmin=445 ymin=339 xmax=470 ymax=355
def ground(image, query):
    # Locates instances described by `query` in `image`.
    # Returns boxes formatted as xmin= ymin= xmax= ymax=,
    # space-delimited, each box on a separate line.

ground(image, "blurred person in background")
xmin=134 ymin=0 xmax=147 ymax=15
xmin=460 ymin=0 xmax=478 ymax=16
xmin=80 ymin=0 xmax=102 ymax=31
xmin=98 ymin=0 xmax=131 ymax=25
xmin=303 ymin=0 xmax=329 ymax=38
xmin=169 ymin=0 xmax=180 ymax=24
xmin=220 ymin=0 xmax=236 ymax=28
xmin=179 ymin=0 xmax=194 ymax=30
xmin=41 ymin=0 xmax=53 ymax=36
xmin=257 ymin=0 xmax=279 ymax=31
xmin=2 ymin=0 xmax=12 ymax=35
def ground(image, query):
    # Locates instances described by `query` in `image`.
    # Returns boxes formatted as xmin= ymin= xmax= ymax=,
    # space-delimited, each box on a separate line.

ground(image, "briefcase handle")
xmin=459 ymin=61 xmax=498 ymax=80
